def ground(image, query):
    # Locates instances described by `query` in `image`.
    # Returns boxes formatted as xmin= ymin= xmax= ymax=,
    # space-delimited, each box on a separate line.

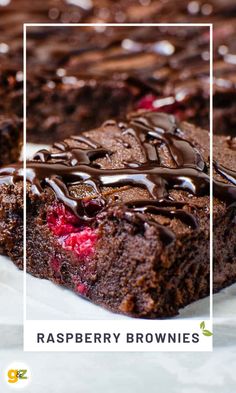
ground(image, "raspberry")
xmin=76 ymin=283 xmax=88 ymax=296
xmin=47 ymin=203 xmax=98 ymax=260
xmin=63 ymin=228 xmax=98 ymax=259
xmin=47 ymin=203 xmax=82 ymax=236
xmin=136 ymin=94 xmax=157 ymax=110
xmin=136 ymin=94 xmax=183 ymax=115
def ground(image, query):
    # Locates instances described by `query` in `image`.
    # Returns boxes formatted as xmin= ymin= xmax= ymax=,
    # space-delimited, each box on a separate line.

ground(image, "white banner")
xmin=24 ymin=320 xmax=213 ymax=352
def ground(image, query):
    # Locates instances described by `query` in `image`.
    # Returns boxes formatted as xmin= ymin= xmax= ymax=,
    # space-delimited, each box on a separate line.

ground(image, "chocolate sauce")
xmin=127 ymin=112 xmax=206 ymax=170
xmin=214 ymin=162 xmax=236 ymax=186
xmin=0 ymin=112 xmax=235 ymax=244
xmin=125 ymin=200 xmax=199 ymax=229
xmin=33 ymin=138 xmax=111 ymax=168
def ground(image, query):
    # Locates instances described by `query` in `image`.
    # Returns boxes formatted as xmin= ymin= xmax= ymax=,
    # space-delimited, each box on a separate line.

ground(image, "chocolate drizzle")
xmin=214 ymin=162 xmax=236 ymax=186
xmin=33 ymin=135 xmax=112 ymax=168
xmin=0 ymin=112 xmax=235 ymax=244
xmin=213 ymin=161 xmax=236 ymax=205
xmin=126 ymin=113 xmax=206 ymax=170
xmin=125 ymin=200 xmax=199 ymax=230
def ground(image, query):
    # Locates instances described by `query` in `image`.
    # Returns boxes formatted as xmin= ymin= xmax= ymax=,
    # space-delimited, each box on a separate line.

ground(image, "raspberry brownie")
xmin=1 ymin=1 xmax=236 ymax=142
xmin=26 ymin=25 xmax=210 ymax=143
xmin=0 ymin=111 xmax=235 ymax=317
xmin=26 ymin=21 xmax=236 ymax=143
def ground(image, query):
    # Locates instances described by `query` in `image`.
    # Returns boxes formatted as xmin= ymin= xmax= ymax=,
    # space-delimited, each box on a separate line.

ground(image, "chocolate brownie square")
xmin=0 ymin=111 xmax=235 ymax=317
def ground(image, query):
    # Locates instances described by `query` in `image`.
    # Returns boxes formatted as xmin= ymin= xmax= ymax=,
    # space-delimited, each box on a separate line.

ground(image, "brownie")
xmin=0 ymin=111 xmax=235 ymax=318
xmin=0 ymin=115 xmax=22 ymax=166
xmin=27 ymin=71 xmax=138 ymax=143
xmin=0 ymin=1 xmax=235 ymax=142
xmin=26 ymin=24 xmax=211 ymax=143
xmin=25 ymin=20 xmax=236 ymax=143
xmin=213 ymin=135 xmax=236 ymax=290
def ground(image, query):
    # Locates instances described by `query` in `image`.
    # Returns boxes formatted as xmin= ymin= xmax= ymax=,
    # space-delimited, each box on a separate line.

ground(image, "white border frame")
xmin=23 ymin=23 xmax=213 ymax=351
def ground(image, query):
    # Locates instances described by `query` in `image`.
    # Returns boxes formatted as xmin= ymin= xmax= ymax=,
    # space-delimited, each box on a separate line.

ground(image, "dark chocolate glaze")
xmin=125 ymin=200 xmax=199 ymax=229
xmin=214 ymin=162 xmax=236 ymax=186
xmin=0 ymin=112 xmax=235 ymax=244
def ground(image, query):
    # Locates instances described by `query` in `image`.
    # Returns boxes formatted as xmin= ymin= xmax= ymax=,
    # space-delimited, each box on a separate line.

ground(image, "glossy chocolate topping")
xmin=214 ymin=162 xmax=236 ymax=186
xmin=0 ymin=112 xmax=235 ymax=243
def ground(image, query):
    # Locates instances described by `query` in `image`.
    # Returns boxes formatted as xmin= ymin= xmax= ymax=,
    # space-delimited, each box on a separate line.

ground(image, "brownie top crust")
xmin=0 ymin=112 xmax=235 ymax=244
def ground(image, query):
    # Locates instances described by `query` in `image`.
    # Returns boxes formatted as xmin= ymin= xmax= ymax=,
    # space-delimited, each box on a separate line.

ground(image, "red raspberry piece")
xmin=137 ymin=94 xmax=187 ymax=120
xmin=136 ymin=94 xmax=157 ymax=110
xmin=47 ymin=203 xmax=82 ymax=236
xmin=47 ymin=203 xmax=98 ymax=260
xmin=63 ymin=228 xmax=98 ymax=259
xmin=76 ymin=283 xmax=88 ymax=296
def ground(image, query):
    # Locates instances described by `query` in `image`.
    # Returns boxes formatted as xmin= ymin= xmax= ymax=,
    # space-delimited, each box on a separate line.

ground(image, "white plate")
xmin=1 ymin=254 xmax=236 ymax=324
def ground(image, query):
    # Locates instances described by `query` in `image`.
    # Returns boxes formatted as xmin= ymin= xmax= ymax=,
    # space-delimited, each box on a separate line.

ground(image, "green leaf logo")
xmin=199 ymin=321 xmax=213 ymax=337
xmin=200 ymin=321 xmax=205 ymax=330
xmin=202 ymin=330 xmax=213 ymax=337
